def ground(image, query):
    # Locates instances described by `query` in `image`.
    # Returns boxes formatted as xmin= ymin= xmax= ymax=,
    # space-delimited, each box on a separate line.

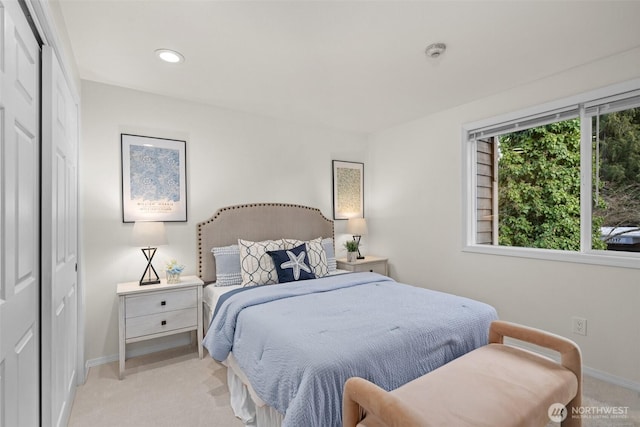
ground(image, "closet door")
xmin=0 ymin=1 xmax=41 ymax=426
xmin=41 ymin=46 xmax=79 ymax=427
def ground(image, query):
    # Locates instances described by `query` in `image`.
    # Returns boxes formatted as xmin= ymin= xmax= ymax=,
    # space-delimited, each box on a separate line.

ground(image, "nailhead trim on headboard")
xmin=196 ymin=202 xmax=334 ymax=284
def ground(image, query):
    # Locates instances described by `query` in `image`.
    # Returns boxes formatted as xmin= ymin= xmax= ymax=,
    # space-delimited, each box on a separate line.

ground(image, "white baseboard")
xmin=85 ymin=333 xmax=192 ymax=370
xmin=504 ymin=338 xmax=640 ymax=393
xmin=583 ymin=365 xmax=640 ymax=393
xmin=85 ymin=354 xmax=118 ymax=370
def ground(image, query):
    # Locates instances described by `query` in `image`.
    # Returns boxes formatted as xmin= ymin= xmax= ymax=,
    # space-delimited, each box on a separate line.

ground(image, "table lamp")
xmin=131 ymin=221 xmax=168 ymax=285
xmin=347 ymin=218 xmax=368 ymax=259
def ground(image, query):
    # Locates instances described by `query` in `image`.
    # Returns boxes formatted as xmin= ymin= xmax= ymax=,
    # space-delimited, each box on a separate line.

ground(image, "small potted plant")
xmin=344 ymin=240 xmax=359 ymax=262
xmin=165 ymin=259 xmax=185 ymax=284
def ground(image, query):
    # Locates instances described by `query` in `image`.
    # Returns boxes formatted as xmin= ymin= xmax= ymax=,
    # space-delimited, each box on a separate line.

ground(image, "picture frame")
xmin=121 ymin=134 xmax=187 ymax=223
xmin=332 ymin=160 xmax=364 ymax=220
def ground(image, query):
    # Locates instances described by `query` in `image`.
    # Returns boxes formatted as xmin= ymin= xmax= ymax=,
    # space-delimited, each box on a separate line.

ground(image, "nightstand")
xmin=117 ymin=275 xmax=204 ymax=379
xmin=337 ymin=255 xmax=388 ymax=276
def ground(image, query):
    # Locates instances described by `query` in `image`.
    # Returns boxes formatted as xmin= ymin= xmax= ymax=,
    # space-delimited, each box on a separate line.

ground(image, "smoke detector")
xmin=425 ymin=43 xmax=446 ymax=59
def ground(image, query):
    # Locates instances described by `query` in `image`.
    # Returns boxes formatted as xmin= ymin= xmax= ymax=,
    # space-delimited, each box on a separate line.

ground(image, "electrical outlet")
xmin=572 ymin=317 xmax=587 ymax=336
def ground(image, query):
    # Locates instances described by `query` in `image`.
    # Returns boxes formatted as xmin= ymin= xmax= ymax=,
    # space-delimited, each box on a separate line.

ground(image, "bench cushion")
xmin=358 ymin=343 xmax=578 ymax=427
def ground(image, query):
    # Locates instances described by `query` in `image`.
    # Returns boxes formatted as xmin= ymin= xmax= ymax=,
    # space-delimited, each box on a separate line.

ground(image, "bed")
xmin=197 ymin=203 xmax=498 ymax=427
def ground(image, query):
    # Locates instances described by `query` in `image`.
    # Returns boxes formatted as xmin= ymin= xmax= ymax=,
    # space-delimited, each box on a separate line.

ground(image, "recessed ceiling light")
xmin=425 ymin=43 xmax=446 ymax=59
xmin=155 ymin=49 xmax=184 ymax=64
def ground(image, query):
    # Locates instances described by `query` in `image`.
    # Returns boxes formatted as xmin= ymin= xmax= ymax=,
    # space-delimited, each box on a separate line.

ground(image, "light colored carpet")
xmin=560 ymin=375 xmax=640 ymax=427
xmin=69 ymin=345 xmax=640 ymax=427
xmin=68 ymin=345 xmax=243 ymax=427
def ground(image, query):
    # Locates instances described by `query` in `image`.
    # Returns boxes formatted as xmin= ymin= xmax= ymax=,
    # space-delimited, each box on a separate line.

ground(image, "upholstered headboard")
xmin=197 ymin=203 xmax=334 ymax=284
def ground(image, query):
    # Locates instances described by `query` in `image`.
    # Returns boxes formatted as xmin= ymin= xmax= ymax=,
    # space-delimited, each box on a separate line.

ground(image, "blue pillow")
xmin=211 ymin=244 xmax=242 ymax=286
xmin=322 ymin=238 xmax=336 ymax=272
xmin=267 ymin=244 xmax=316 ymax=283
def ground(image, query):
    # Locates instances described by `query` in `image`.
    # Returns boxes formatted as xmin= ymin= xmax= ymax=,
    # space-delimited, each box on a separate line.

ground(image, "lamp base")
xmin=139 ymin=247 xmax=161 ymax=286
xmin=353 ymin=235 xmax=365 ymax=259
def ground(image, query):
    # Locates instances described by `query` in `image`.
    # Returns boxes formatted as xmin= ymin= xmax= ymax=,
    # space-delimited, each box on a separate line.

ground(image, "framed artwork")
xmin=121 ymin=134 xmax=187 ymax=222
xmin=332 ymin=160 xmax=364 ymax=220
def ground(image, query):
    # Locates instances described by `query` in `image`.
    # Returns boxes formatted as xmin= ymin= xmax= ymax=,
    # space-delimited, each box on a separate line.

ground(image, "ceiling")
xmin=57 ymin=1 xmax=640 ymax=134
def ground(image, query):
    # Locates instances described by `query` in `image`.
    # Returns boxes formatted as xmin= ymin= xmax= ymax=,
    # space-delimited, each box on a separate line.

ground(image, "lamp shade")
xmin=347 ymin=218 xmax=368 ymax=236
xmin=131 ymin=221 xmax=168 ymax=247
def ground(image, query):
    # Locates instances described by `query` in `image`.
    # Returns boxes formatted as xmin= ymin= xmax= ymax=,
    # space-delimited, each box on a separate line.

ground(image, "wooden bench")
xmin=343 ymin=320 xmax=582 ymax=427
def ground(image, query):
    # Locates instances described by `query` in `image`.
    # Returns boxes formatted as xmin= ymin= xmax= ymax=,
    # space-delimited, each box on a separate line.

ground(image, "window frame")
xmin=462 ymin=78 xmax=640 ymax=269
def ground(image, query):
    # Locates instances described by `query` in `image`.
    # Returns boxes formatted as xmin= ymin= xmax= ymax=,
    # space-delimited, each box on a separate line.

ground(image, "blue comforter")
xmin=203 ymin=272 xmax=498 ymax=427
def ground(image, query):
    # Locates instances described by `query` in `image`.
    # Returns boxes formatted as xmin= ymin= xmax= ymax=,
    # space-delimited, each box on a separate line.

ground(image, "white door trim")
xmin=23 ymin=0 xmax=85 ymax=388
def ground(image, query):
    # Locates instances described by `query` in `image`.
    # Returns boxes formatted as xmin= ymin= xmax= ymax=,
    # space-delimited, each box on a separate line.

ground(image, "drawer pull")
xmin=161 ymin=301 xmax=166 ymax=306
xmin=161 ymin=320 xmax=167 ymax=326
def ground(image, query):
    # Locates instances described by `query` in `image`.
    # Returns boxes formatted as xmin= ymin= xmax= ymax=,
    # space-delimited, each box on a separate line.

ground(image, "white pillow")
xmin=238 ymin=238 xmax=285 ymax=286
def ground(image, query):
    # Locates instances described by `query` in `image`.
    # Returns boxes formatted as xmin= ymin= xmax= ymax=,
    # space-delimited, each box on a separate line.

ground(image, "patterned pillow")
xmin=282 ymin=237 xmax=329 ymax=278
xmin=211 ymin=245 xmax=242 ymax=287
xmin=267 ymin=244 xmax=316 ymax=283
xmin=238 ymin=238 xmax=285 ymax=286
xmin=322 ymin=238 xmax=337 ymax=272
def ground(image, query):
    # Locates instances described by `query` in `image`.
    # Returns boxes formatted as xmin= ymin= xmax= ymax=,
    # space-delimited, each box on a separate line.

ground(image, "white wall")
xmin=80 ymin=80 xmax=367 ymax=363
xmin=81 ymin=47 xmax=640 ymax=385
xmin=367 ymin=48 xmax=640 ymax=386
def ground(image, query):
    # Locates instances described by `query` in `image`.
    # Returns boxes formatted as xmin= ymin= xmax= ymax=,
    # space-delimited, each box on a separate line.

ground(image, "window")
xmin=590 ymin=101 xmax=640 ymax=251
xmin=463 ymin=80 xmax=640 ymax=267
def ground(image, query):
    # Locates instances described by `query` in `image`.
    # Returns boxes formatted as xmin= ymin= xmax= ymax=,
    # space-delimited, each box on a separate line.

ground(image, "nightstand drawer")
xmin=125 ymin=288 xmax=197 ymax=318
xmin=353 ymin=262 xmax=387 ymax=275
xmin=125 ymin=307 xmax=198 ymax=339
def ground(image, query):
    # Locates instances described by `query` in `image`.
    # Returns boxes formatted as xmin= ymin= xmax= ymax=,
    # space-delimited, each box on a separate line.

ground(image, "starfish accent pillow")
xmin=267 ymin=244 xmax=316 ymax=283
xmin=282 ymin=237 xmax=329 ymax=277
